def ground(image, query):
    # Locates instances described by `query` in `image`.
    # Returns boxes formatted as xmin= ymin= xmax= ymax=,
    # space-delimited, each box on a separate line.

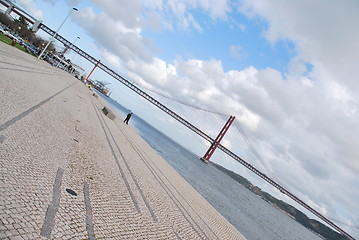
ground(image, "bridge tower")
xmin=31 ymin=20 xmax=42 ymax=33
xmin=201 ymin=116 xmax=235 ymax=162
xmin=85 ymin=60 xmax=101 ymax=82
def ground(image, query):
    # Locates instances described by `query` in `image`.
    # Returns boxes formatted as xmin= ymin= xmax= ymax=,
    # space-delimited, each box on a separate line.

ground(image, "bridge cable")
xmin=139 ymin=86 xmax=229 ymax=117
xmin=233 ymin=120 xmax=281 ymax=183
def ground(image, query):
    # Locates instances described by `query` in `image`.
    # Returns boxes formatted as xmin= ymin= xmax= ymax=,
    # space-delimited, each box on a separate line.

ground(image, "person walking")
xmin=124 ymin=111 xmax=132 ymax=124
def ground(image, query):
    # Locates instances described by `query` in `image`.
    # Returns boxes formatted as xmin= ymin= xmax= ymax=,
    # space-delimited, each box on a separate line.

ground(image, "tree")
xmin=15 ymin=16 xmax=28 ymax=27
xmin=0 ymin=12 xmax=57 ymax=54
xmin=0 ymin=12 xmax=14 ymax=29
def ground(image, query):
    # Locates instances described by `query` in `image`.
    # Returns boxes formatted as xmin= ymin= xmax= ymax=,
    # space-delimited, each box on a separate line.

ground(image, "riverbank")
xmin=0 ymin=42 xmax=246 ymax=239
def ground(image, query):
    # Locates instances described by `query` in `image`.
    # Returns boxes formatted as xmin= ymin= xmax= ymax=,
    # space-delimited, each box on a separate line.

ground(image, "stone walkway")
xmin=0 ymin=42 xmax=246 ymax=239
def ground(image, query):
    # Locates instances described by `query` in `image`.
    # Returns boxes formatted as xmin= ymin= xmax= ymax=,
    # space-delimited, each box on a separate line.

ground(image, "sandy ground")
xmin=0 ymin=42 xmax=247 ymax=239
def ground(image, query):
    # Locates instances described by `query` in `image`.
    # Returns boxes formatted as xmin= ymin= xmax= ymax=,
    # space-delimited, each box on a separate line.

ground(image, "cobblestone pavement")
xmin=0 ymin=42 xmax=247 ymax=239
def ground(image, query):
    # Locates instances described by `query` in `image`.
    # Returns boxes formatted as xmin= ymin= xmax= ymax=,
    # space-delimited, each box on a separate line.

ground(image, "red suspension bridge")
xmin=0 ymin=1 xmax=356 ymax=239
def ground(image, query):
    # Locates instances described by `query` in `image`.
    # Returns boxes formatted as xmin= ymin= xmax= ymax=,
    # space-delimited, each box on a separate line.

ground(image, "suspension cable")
xmin=140 ymin=85 xmax=229 ymax=116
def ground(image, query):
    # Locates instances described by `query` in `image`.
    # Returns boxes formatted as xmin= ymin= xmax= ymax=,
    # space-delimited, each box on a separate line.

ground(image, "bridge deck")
xmin=0 ymin=42 xmax=246 ymax=239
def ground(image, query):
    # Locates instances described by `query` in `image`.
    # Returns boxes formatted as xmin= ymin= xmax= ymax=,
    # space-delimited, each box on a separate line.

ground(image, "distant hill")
xmin=211 ymin=162 xmax=349 ymax=240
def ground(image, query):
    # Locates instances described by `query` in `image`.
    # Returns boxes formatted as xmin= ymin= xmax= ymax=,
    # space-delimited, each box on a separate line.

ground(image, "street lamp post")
xmin=57 ymin=36 xmax=80 ymax=68
xmin=38 ymin=7 xmax=78 ymax=60
xmin=73 ymin=36 xmax=80 ymax=45
xmin=70 ymin=36 xmax=80 ymax=60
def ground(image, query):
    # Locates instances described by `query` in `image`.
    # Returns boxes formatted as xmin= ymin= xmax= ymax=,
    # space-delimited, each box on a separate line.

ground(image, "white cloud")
xmin=66 ymin=0 xmax=80 ymax=6
xmin=17 ymin=0 xmax=44 ymax=19
xmin=187 ymin=0 xmax=231 ymax=20
xmin=143 ymin=0 xmax=232 ymax=31
xmin=229 ymin=45 xmax=245 ymax=60
xmin=80 ymin=6 xmax=96 ymax=20
xmin=144 ymin=11 xmax=162 ymax=31
xmin=91 ymin=0 xmax=142 ymax=28
xmin=42 ymin=0 xmax=55 ymax=5
xmin=141 ymin=0 xmax=163 ymax=9
xmin=74 ymin=6 xmax=152 ymax=63
xmin=238 ymin=23 xmax=246 ymax=31
xmin=100 ymin=48 xmax=121 ymax=68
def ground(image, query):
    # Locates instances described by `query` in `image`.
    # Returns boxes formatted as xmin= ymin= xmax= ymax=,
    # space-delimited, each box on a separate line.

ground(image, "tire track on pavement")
xmin=92 ymin=99 xmax=159 ymax=222
xmin=90 ymin=99 xmax=141 ymax=214
xmin=41 ymin=168 xmax=64 ymax=239
xmin=0 ymin=83 xmax=76 ymax=132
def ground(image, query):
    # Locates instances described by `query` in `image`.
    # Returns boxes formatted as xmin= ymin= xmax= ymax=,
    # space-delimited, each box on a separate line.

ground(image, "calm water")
xmin=101 ymin=95 xmax=322 ymax=240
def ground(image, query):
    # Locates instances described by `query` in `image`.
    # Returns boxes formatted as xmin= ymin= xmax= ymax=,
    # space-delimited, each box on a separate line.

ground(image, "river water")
xmin=100 ymin=95 xmax=322 ymax=240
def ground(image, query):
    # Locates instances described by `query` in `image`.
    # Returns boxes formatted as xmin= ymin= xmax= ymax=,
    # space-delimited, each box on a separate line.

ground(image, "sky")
xmin=7 ymin=0 xmax=359 ymax=238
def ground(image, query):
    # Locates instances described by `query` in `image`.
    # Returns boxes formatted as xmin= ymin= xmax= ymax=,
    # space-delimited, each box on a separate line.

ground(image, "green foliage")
xmin=14 ymin=43 xmax=27 ymax=52
xmin=0 ymin=34 xmax=33 ymax=54
xmin=0 ymin=12 xmax=53 ymax=51
xmin=0 ymin=34 xmax=12 ymax=44
xmin=211 ymin=162 xmax=350 ymax=240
